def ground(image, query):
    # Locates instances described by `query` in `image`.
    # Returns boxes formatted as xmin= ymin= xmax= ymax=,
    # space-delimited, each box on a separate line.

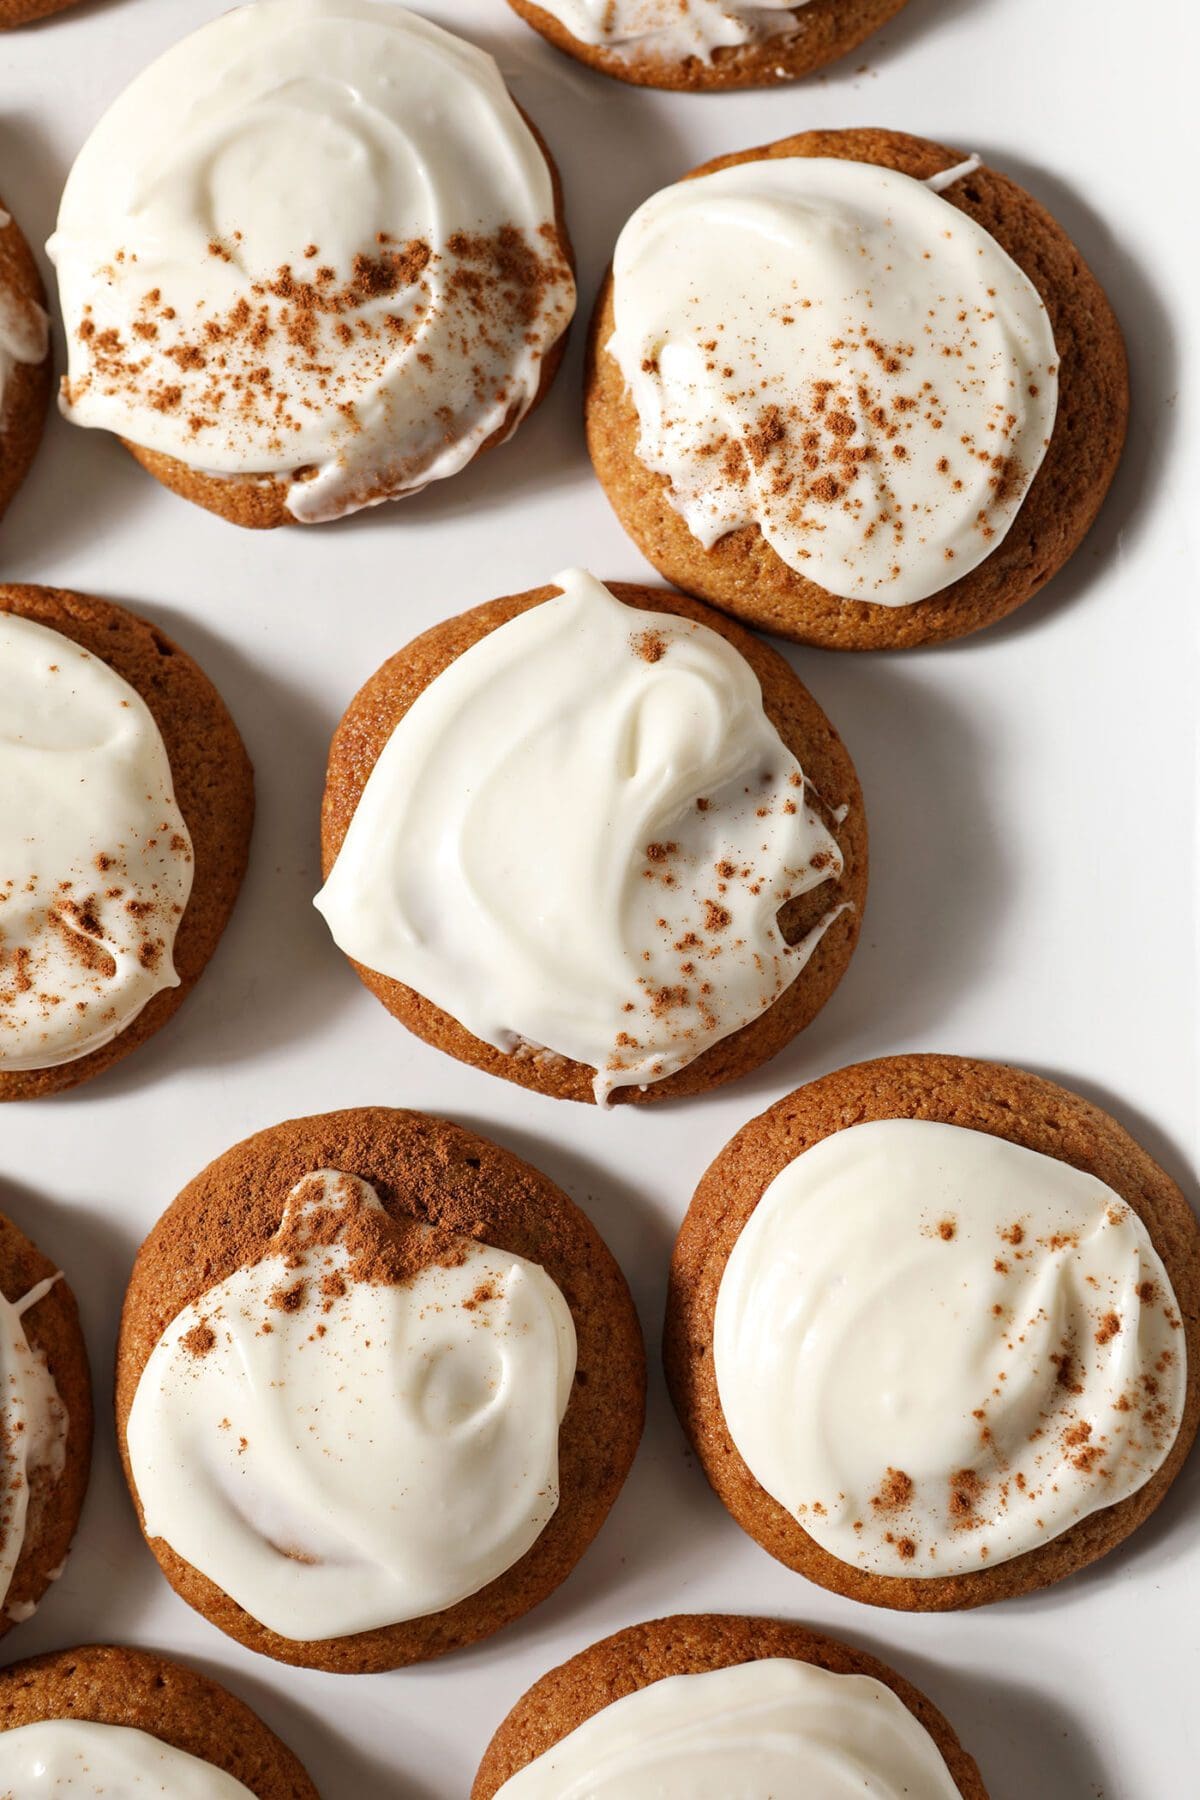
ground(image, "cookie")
xmin=50 ymin=0 xmax=576 ymax=528
xmin=0 ymin=1208 xmax=91 ymax=1639
xmin=116 ymin=1107 xmax=645 ymax=1672
xmin=586 ymin=129 xmax=1128 ymax=648
xmin=0 ymin=585 xmax=254 ymax=1099
xmin=317 ymin=572 xmax=866 ymax=1105
xmin=507 ymin=0 xmax=909 ymax=90
xmin=665 ymin=1054 xmax=1200 ymax=1610
xmin=0 ymin=1645 xmax=318 ymax=1796
xmin=0 ymin=197 xmax=51 ymax=522
xmin=471 ymin=1613 xmax=987 ymax=1797
xmin=0 ymin=0 xmax=81 ymax=21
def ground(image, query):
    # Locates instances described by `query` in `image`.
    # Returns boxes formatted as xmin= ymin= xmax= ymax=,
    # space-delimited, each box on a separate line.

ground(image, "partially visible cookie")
xmin=0 ymin=1645 xmax=318 ymax=1796
xmin=0 ymin=585 xmax=254 ymax=1099
xmin=665 ymin=1055 xmax=1200 ymax=1610
xmin=507 ymin=0 xmax=910 ymax=90
xmin=116 ymin=1107 xmax=645 ymax=1672
xmin=587 ymin=129 xmax=1128 ymax=648
xmin=0 ymin=197 xmax=50 ymax=522
xmin=0 ymin=1207 xmax=91 ymax=1640
xmin=317 ymin=572 xmax=866 ymax=1105
xmin=471 ymin=1613 xmax=987 ymax=1796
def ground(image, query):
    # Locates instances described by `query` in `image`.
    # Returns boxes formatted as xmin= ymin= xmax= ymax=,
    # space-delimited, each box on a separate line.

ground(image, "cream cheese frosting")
xmin=532 ymin=1 xmax=811 ymax=63
xmin=0 ymin=212 xmax=49 ymax=424
xmin=608 ymin=156 xmax=1059 ymax=605
xmin=0 ymin=1274 xmax=68 ymax=1616
xmin=126 ymin=1169 xmax=577 ymax=1640
xmin=0 ymin=1719 xmax=254 ymax=1796
xmin=48 ymin=0 xmax=576 ymax=523
xmin=0 ymin=613 xmax=194 ymax=1072
xmin=714 ymin=1119 xmax=1187 ymax=1578
xmin=492 ymin=1657 xmax=962 ymax=1798
xmin=314 ymin=569 xmax=847 ymax=1102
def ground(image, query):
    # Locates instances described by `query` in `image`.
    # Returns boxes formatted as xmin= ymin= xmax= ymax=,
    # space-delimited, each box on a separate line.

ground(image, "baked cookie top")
xmin=49 ymin=0 xmax=575 ymax=523
xmin=317 ymin=569 xmax=861 ymax=1103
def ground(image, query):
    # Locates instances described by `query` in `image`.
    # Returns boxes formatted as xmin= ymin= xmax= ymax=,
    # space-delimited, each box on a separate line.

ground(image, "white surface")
xmin=0 ymin=1 xmax=1196 ymax=1796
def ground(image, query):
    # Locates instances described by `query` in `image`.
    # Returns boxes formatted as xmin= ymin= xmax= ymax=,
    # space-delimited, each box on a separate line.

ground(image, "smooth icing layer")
xmin=126 ymin=1170 xmax=577 ymax=1640
xmin=0 ymin=1719 xmax=254 ymax=1796
xmin=608 ymin=156 xmax=1058 ymax=604
xmin=714 ymin=1120 xmax=1186 ymax=1578
xmin=0 ymin=1274 xmax=68 ymax=1617
xmin=0 ymin=212 xmax=49 ymax=423
xmin=49 ymin=0 xmax=575 ymax=523
xmin=314 ymin=569 xmax=847 ymax=1102
xmin=0 ymin=613 xmax=194 ymax=1072
xmin=533 ymin=1 xmax=811 ymax=63
xmin=492 ymin=1657 xmax=961 ymax=1798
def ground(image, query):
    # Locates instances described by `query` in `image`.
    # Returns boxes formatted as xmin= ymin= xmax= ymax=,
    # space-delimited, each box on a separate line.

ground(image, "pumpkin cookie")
xmin=116 ymin=1107 xmax=645 ymax=1672
xmin=587 ymin=129 xmax=1127 ymax=648
xmin=49 ymin=0 xmax=575 ymax=527
xmin=472 ymin=1613 xmax=987 ymax=1796
xmin=0 ymin=585 xmax=254 ymax=1098
xmin=0 ymin=1645 xmax=317 ymax=1796
xmin=0 ymin=1208 xmax=90 ymax=1639
xmin=0 ymin=197 xmax=50 ymax=522
xmin=665 ymin=1055 xmax=1200 ymax=1609
xmin=316 ymin=570 xmax=865 ymax=1105
xmin=507 ymin=0 xmax=909 ymax=90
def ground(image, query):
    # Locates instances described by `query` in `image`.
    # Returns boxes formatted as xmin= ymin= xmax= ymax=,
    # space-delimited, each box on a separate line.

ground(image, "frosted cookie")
xmin=0 ymin=586 xmax=254 ymax=1099
xmin=587 ymin=129 xmax=1128 ymax=648
xmin=116 ymin=1107 xmax=644 ymax=1671
xmin=472 ymin=1613 xmax=987 ymax=1797
xmin=665 ymin=1055 xmax=1200 ymax=1609
xmin=316 ymin=570 xmax=865 ymax=1105
xmin=507 ymin=1 xmax=909 ymax=90
xmin=0 ymin=198 xmax=50 ymax=522
xmin=0 ymin=1208 xmax=90 ymax=1641
xmin=49 ymin=0 xmax=576 ymax=529
xmin=0 ymin=1645 xmax=318 ymax=1796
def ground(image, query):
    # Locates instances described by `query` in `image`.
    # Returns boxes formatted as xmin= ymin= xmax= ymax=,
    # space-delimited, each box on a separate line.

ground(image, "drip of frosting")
xmin=126 ymin=1170 xmax=577 ymax=1640
xmin=314 ymin=569 xmax=847 ymax=1102
xmin=714 ymin=1120 xmax=1186 ymax=1578
xmin=492 ymin=1657 xmax=961 ymax=1798
xmin=0 ymin=1274 xmax=68 ymax=1614
xmin=532 ymin=0 xmax=811 ymax=62
xmin=48 ymin=0 xmax=576 ymax=523
xmin=0 ymin=613 xmax=194 ymax=1072
xmin=608 ymin=156 xmax=1059 ymax=605
xmin=0 ymin=1719 xmax=254 ymax=1796
xmin=0 ymin=212 xmax=50 ymax=423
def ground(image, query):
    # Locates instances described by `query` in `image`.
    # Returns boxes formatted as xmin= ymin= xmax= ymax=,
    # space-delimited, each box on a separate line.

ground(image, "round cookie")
xmin=507 ymin=0 xmax=910 ymax=91
xmin=0 ymin=585 xmax=254 ymax=1100
xmin=0 ymin=198 xmax=51 ymax=522
xmin=665 ymin=1054 xmax=1200 ymax=1610
xmin=471 ymin=1612 xmax=987 ymax=1797
xmin=115 ymin=1106 xmax=646 ymax=1671
xmin=319 ymin=579 xmax=866 ymax=1105
xmin=0 ymin=1645 xmax=318 ymax=1797
xmin=1 ymin=0 xmax=80 ymax=22
xmin=586 ymin=129 xmax=1128 ymax=649
xmin=0 ymin=1209 xmax=91 ymax=1637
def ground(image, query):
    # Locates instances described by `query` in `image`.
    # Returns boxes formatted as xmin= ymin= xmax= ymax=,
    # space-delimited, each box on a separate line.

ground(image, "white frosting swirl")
xmin=48 ymin=0 xmax=575 ymax=523
xmin=531 ymin=1 xmax=811 ymax=63
xmin=126 ymin=1169 xmax=577 ymax=1640
xmin=314 ymin=569 xmax=847 ymax=1102
xmin=0 ymin=1273 xmax=68 ymax=1616
xmin=0 ymin=1719 xmax=254 ymax=1796
xmin=0 ymin=213 xmax=49 ymax=425
xmin=608 ymin=156 xmax=1059 ymax=605
xmin=0 ymin=613 xmax=194 ymax=1072
xmin=493 ymin=1657 xmax=961 ymax=1798
xmin=714 ymin=1120 xmax=1187 ymax=1577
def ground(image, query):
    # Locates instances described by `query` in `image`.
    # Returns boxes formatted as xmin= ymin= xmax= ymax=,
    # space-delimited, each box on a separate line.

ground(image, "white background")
xmin=1 ymin=0 xmax=1197 ymax=1794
